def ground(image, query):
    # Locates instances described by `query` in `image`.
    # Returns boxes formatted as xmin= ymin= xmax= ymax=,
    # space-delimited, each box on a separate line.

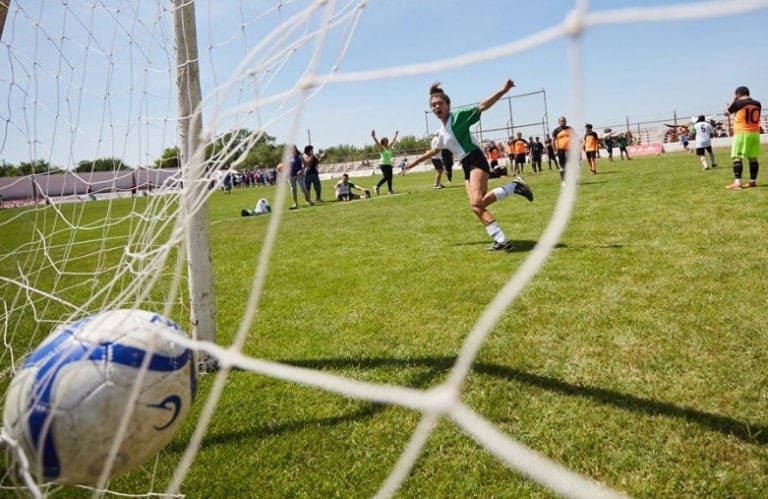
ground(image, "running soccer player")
xmin=724 ymin=86 xmax=761 ymax=189
xmin=583 ymin=124 xmax=600 ymax=175
xmin=403 ymin=79 xmax=533 ymax=252
xmin=691 ymin=115 xmax=717 ymax=170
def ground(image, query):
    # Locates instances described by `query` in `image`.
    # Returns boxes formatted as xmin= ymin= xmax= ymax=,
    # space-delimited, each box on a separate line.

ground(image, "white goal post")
xmin=173 ymin=0 xmax=218 ymax=370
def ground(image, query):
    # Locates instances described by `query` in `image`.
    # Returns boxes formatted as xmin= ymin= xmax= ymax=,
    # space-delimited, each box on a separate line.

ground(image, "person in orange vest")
xmin=583 ymin=124 xmax=600 ymax=175
xmin=510 ymin=132 xmax=529 ymax=176
xmin=551 ymin=116 xmax=576 ymax=186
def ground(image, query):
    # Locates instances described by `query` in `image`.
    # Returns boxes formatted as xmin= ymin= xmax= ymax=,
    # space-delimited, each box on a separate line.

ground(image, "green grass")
xmin=2 ymin=150 xmax=768 ymax=498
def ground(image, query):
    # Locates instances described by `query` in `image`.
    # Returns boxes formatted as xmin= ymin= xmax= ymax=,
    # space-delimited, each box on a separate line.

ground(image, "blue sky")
xmin=1 ymin=0 xmax=767 ymax=167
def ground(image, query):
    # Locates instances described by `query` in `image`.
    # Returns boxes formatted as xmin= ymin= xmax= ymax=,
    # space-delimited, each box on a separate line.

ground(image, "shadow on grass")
xmin=180 ymin=364 xmax=440 ymax=450
xmin=454 ymin=240 xmax=566 ymax=253
xmin=250 ymin=355 xmax=768 ymax=445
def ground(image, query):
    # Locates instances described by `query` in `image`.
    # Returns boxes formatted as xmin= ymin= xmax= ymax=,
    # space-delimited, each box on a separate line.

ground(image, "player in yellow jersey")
xmin=724 ymin=86 xmax=761 ymax=189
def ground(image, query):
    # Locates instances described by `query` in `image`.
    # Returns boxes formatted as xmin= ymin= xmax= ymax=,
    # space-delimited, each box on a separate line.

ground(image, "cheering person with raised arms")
xmin=404 ymin=79 xmax=533 ymax=251
xmin=371 ymin=129 xmax=399 ymax=195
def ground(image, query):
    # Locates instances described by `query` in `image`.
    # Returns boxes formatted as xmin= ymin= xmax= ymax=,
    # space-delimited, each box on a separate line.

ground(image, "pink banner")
xmin=626 ymin=143 xmax=663 ymax=156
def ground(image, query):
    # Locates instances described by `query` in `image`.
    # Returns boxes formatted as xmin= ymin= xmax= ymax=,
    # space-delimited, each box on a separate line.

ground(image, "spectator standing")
xmin=544 ymin=137 xmax=558 ymax=170
xmin=287 ymin=145 xmax=314 ymax=209
xmin=530 ymin=137 xmax=544 ymax=173
xmin=616 ymin=133 xmax=631 ymax=160
xmin=371 ymin=129 xmax=399 ymax=195
xmin=602 ymin=130 xmax=614 ymax=162
xmin=303 ymin=145 xmax=325 ymax=202
xmin=679 ymin=127 xmax=691 ymax=153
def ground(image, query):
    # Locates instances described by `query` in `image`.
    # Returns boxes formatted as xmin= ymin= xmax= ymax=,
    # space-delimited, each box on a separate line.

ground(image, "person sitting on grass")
xmin=335 ymin=174 xmax=371 ymax=201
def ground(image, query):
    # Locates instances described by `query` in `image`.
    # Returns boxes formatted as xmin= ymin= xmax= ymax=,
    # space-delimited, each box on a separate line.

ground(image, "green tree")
xmin=242 ymin=141 xmax=282 ymax=169
xmin=0 ymin=162 xmax=19 ymax=177
xmin=395 ymin=134 xmax=431 ymax=155
xmin=206 ymin=129 xmax=283 ymax=169
xmin=16 ymin=159 xmax=52 ymax=176
xmin=323 ymin=144 xmax=360 ymax=164
xmin=75 ymin=157 xmax=129 ymax=172
xmin=154 ymin=147 xmax=180 ymax=169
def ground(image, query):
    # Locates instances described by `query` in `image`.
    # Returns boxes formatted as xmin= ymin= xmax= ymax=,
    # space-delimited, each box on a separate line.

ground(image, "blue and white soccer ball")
xmin=2 ymin=309 xmax=197 ymax=485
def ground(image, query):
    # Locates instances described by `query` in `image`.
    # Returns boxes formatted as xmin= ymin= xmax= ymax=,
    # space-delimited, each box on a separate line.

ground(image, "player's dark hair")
xmin=735 ymin=86 xmax=750 ymax=97
xmin=697 ymin=115 xmax=705 ymax=122
xmin=429 ymin=82 xmax=450 ymax=105
xmin=304 ymin=145 xmax=313 ymax=154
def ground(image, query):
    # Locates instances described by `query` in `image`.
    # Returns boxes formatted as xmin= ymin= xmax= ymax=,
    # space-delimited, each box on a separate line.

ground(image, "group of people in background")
xmin=240 ymin=82 xmax=760 ymax=251
xmin=220 ymin=168 xmax=279 ymax=193
xmin=473 ymin=118 xmax=633 ymax=185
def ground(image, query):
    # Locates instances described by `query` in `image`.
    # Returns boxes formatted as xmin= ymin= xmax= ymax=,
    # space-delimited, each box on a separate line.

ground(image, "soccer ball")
xmin=2 ymin=309 xmax=197 ymax=485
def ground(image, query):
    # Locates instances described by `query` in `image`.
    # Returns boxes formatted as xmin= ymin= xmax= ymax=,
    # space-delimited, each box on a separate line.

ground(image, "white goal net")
xmin=1 ymin=1 xmax=767 ymax=497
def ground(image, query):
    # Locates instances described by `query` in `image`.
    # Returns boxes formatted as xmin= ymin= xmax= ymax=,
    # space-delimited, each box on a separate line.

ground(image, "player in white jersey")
xmin=691 ymin=115 xmax=717 ymax=170
xmin=241 ymin=197 xmax=271 ymax=217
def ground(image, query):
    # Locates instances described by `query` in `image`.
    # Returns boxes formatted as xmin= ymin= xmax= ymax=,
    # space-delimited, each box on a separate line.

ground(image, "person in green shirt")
xmin=371 ymin=129 xmax=398 ymax=195
xmin=403 ymin=80 xmax=533 ymax=252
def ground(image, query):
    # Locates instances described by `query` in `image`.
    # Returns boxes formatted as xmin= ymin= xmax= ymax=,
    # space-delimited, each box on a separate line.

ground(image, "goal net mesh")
xmin=1 ymin=1 xmax=766 ymax=497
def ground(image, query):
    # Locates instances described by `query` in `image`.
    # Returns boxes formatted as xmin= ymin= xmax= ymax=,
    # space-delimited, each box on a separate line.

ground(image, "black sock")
xmin=749 ymin=160 xmax=759 ymax=182
xmin=733 ymin=159 xmax=743 ymax=180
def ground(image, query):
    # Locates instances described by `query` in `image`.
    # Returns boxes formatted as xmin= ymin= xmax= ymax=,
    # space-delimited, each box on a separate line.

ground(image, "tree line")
xmin=0 ymin=129 xmax=433 ymax=177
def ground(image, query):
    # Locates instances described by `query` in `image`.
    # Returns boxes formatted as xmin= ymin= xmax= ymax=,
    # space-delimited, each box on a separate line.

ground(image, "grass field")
xmin=2 ymin=150 xmax=768 ymax=498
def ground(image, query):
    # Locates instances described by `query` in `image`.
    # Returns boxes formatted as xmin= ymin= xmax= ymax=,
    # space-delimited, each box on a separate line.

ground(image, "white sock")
xmin=491 ymin=182 xmax=517 ymax=201
xmin=485 ymin=221 xmax=507 ymax=244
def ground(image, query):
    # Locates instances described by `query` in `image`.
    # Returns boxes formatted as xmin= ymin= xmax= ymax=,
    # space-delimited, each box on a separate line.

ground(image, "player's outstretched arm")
xmin=402 ymin=148 xmax=438 ymax=174
xmin=370 ymin=130 xmax=381 ymax=149
xmin=478 ymin=79 xmax=515 ymax=113
xmin=390 ymin=130 xmax=399 ymax=148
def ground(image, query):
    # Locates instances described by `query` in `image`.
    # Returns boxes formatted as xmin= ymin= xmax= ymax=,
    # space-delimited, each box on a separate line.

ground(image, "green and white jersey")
xmin=335 ymin=181 xmax=359 ymax=196
xmin=434 ymin=106 xmax=482 ymax=161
